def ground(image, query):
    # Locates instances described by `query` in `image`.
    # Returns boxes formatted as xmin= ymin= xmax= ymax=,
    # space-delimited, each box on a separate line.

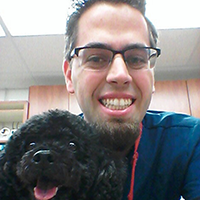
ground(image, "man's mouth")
xmin=100 ymin=98 xmax=134 ymax=110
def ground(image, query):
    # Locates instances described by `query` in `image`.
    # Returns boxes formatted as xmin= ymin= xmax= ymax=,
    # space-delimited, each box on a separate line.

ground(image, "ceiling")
xmin=0 ymin=19 xmax=200 ymax=90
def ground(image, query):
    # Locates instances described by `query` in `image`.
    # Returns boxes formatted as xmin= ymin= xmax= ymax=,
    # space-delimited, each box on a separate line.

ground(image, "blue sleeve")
xmin=182 ymin=121 xmax=200 ymax=200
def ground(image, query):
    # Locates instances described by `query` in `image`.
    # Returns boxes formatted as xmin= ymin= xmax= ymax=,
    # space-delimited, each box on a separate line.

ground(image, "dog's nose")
xmin=33 ymin=150 xmax=55 ymax=165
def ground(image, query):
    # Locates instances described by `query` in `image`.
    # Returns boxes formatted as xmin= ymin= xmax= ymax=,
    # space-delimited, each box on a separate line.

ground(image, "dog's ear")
xmin=0 ymin=150 xmax=25 ymax=191
xmin=90 ymin=160 xmax=116 ymax=194
xmin=0 ymin=151 xmax=13 ymax=185
xmin=0 ymin=132 xmax=25 ymax=187
xmin=0 ymin=151 xmax=6 ymax=176
xmin=91 ymin=160 xmax=125 ymax=200
xmin=97 ymin=160 xmax=116 ymax=182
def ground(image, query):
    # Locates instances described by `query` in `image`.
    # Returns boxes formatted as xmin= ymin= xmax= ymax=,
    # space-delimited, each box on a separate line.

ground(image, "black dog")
xmin=0 ymin=110 xmax=127 ymax=200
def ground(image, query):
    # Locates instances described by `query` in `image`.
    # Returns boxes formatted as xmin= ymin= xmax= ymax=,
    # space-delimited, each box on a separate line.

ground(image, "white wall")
xmin=0 ymin=89 xmax=29 ymax=101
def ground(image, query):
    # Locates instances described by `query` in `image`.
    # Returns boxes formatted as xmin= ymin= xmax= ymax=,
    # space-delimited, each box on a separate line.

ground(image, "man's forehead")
xmin=76 ymin=3 xmax=149 ymax=47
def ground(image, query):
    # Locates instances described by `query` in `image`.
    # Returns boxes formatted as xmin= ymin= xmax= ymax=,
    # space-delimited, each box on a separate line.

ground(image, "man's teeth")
xmin=101 ymin=98 xmax=133 ymax=110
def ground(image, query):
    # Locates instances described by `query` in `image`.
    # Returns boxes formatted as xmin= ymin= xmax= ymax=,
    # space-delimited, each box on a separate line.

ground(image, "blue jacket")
xmin=123 ymin=111 xmax=200 ymax=200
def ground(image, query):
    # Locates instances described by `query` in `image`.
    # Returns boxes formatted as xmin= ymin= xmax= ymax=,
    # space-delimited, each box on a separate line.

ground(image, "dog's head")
xmin=1 ymin=110 xmax=104 ymax=200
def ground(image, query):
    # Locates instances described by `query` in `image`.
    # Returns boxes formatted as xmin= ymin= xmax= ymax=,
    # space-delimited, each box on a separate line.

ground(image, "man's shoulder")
xmin=135 ymin=111 xmax=200 ymax=200
xmin=143 ymin=110 xmax=200 ymax=130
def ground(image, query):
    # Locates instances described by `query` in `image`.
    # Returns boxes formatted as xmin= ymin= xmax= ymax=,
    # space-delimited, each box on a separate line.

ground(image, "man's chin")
xmin=92 ymin=120 xmax=140 ymax=155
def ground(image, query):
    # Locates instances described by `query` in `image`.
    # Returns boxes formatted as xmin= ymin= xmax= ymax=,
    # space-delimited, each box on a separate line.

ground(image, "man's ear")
xmin=152 ymin=84 xmax=155 ymax=93
xmin=63 ymin=60 xmax=75 ymax=94
xmin=152 ymin=69 xmax=155 ymax=93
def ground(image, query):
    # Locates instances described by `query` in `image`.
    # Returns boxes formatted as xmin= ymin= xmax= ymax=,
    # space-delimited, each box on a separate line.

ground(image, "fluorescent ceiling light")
xmin=146 ymin=0 xmax=200 ymax=29
xmin=0 ymin=0 xmax=199 ymax=37
xmin=0 ymin=0 xmax=69 ymax=36
xmin=0 ymin=25 xmax=5 ymax=37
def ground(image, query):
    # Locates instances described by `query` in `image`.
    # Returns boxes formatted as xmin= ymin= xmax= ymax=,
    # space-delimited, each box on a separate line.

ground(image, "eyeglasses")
xmin=70 ymin=45 xmax=161 ymax=71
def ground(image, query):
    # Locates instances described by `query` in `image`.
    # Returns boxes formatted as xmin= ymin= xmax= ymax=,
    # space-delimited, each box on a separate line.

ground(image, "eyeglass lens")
xmin=77 ymin=47 xmax=158 ymax=71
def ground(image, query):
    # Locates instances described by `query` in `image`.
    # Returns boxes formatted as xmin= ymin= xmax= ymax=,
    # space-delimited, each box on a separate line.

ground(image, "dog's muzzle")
xmin=31 ymin=150 xmax=59 ymax=200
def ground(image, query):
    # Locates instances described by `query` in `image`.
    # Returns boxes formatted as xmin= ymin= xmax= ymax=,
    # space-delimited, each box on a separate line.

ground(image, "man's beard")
xmin=92 ymin=118 xmax=140 ymax=155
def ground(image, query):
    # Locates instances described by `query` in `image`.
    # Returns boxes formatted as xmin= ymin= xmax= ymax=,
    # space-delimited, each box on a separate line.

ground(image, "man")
xmin=63 ymin=0 xmax=200 ymax=199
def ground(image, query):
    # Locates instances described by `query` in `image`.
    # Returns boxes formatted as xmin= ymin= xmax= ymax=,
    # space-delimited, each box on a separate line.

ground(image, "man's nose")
xmin=106 ymin=55 xmax=132 ymax=85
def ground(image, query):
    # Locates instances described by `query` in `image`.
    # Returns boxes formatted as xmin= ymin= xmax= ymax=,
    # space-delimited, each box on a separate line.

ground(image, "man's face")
xmin=64 ymin=3 xmax=154 ymax=127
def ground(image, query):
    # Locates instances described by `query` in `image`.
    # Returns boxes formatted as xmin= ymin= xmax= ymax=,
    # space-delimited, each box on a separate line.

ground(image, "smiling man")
xmin=63 ymin=0 xmax=200 ymax=199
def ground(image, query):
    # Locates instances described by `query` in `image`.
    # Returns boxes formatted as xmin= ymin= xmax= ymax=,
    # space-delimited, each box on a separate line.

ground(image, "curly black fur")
xmin=0 ymin=110 xmax=127 ymax=200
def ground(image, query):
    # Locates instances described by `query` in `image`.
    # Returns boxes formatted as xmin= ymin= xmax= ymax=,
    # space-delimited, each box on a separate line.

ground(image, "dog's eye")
xmin=68 ymin=142 xmax=77 ymax=152
xmin=29 ymin=142 xmax=36 ymax=149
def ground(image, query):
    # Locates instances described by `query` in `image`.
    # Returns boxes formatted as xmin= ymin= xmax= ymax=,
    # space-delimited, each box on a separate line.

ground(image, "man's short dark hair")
xmin=64 ymin=0 xmax=158 ymax=61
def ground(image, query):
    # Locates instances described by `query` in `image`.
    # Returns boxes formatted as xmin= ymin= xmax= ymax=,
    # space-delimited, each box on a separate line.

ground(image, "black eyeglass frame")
xmin=70 ymin=45 xmax=161 ymax=59
xmin=70 ymin=45 xmax=161 ymax=70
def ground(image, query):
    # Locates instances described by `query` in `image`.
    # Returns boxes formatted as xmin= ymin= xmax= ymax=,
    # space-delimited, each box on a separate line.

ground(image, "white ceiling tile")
xmin=13 ymin=35 xmax=64 ymax=72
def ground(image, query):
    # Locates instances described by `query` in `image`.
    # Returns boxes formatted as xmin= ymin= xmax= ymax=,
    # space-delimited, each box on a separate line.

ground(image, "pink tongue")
xmin=34 ymin=186 xmax=58 ymax=200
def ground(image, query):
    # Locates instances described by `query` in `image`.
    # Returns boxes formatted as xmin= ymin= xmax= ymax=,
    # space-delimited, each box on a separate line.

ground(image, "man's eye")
xmin=86 ymin=55 xmax=107 ymax=64
xmin=126 ymin=56 xmax=147 ymax=68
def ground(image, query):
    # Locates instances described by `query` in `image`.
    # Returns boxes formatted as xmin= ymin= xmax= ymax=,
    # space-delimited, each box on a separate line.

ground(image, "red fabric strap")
xmin=128 ymin=123 xmax=143 ymax=200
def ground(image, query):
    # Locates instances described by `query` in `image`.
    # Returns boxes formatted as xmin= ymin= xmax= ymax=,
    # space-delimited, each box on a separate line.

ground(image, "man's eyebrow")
xmin=124 ymin=43 xmax=147 ymax=50
xmin=84 ymin=42 xmax=110 ymax=48
xmin=83 ymin=42 xmax=148 ymax=50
